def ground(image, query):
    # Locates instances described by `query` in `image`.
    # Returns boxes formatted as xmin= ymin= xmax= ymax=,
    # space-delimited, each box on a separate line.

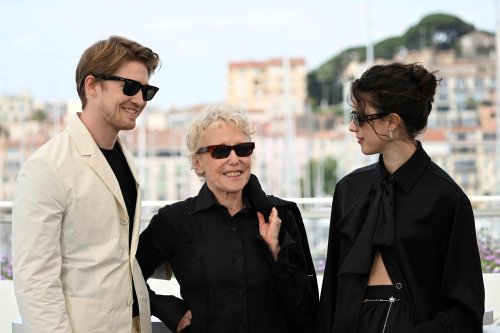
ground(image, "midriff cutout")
xmin=367 ymin=251 xmax=392 ymax=285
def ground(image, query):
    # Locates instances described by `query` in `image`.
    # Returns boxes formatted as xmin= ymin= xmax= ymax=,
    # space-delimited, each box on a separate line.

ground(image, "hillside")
xmin=307 ymin=13 xmax=491 ymax=110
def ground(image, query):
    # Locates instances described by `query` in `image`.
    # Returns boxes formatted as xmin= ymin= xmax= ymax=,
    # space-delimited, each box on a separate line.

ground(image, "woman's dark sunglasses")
xmin=350 ymin=111 xmax=387 ymax=127
xmin=196 ymin=142 xmax=255 ymax=159
xmin=94 ymin=74 xmax=159 ymax=101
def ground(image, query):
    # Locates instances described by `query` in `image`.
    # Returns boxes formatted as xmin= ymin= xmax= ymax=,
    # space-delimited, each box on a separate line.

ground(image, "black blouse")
xmin=316 ymin=141 xmax=484 ymax=333
xmin=137 ymin=182 xmax=316 ymax=333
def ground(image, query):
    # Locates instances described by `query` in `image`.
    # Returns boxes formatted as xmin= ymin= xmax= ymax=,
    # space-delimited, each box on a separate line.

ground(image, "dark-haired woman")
xmin=316 ymin=62 xmax=484 ymax=333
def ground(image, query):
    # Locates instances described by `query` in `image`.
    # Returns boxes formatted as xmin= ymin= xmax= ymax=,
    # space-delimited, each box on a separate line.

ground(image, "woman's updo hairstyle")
xmin=350 ymin=62 xmax=440 ymax=139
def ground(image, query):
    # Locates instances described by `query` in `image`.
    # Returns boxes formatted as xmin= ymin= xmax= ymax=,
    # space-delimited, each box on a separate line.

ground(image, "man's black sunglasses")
xmin=350 ymin=111 xmax=387 ymax=127
xmin=94 ymin=74 xmax=159 ymax=101
xmin=196 ymin=142 xmax=255 ymax=159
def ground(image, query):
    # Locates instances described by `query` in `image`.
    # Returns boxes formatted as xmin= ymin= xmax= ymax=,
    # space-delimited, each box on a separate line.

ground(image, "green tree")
xmin=301 ymin=156 xmax=337 ymax=196
xmin=466 ymin=97 xmax=478 ymax=110
xmin=308 ymin=47 xmax=364 ymax=110
xmin=307 ymin=13 xmax=478 ymax=108
xmin=32 ymin=108 xmax=48 ymax=122
xmin=402 ymin=13 xmax=474 ymax=51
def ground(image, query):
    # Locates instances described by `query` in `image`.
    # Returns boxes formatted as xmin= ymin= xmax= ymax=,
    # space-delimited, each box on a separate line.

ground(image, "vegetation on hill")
xmin=307 ymin=13 xmax=479 ymax=110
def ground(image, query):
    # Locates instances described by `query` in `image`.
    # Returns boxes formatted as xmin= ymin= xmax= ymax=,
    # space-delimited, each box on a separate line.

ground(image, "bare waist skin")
xmin=368 ymin=251 xmax=393 ymax=285
xmin=364 ymin=251 xmax=393 ymax=302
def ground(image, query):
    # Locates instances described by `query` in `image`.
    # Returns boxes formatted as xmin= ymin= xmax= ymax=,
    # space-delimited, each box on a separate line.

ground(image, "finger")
xmin=269 ymin=207 xmax=281 ymax=225
xmin=270 ymin=207 xmax=277 ymax=218
xmin=177 ymin=310 xmax=192 ymax=331
xmin=268 ymin=209 xmax=283 ymax=238
xmin=177 ymin=319 xmax=191 ymax=332
xmin=257 ymin=211 xmax=266 ymax=226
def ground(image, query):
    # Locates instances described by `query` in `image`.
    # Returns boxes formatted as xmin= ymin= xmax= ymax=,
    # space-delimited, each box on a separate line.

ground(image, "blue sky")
xmin=0 ymin=0 xmax=497 ymax=109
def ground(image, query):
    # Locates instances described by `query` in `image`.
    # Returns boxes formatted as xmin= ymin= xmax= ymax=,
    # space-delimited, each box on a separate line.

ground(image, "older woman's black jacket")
xmin=137 ymin=177 xmax=318 ymax=333
xmin=316 ymin=141 xmax=484 ymax=333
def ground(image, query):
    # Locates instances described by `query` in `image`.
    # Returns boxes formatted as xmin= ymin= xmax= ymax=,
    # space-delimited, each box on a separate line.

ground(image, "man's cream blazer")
xmin=12 ymin=114 xmax=152 ymax=333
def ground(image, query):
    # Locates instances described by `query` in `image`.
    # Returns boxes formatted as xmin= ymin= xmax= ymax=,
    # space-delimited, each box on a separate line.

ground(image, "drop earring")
xmin=389 ymin=128 xmax=393 ymax=139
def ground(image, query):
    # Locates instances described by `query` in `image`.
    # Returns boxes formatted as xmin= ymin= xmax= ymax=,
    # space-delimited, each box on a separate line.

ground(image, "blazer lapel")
xmin=117 ymin=136 xmax=142 ymax=260
xmin=67 ymin=114 xmax=128 ymax=214
xmin=87 ymin=152 xmax=128 ymax=213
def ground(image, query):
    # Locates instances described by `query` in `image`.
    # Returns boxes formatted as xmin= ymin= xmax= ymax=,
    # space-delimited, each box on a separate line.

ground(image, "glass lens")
xmin=234 ymin=143 xmax=254 ymax=157
xmin=144 ymin=86 xmax=159 ymax=101
xmin=350 ymin=112 xmax=361 ymax=127
xmin=122 ymin=80 xmax=142 ymax=96
xmin=209 ymin=146 xmax=230 ymax=158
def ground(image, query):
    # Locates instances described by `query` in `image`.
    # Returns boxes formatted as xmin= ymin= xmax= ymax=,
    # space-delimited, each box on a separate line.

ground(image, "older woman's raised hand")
xmin=176 ymin=310 xmax=192 ymax=332
xmin=257 ymin=207 xmax=281 ymax=260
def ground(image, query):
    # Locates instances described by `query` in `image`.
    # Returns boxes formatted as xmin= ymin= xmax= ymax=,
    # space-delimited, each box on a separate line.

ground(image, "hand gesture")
xmin=257 ymin=207 xmax=281 ymax=260
xmin=176 ymin=310 xmax=192 ymax=332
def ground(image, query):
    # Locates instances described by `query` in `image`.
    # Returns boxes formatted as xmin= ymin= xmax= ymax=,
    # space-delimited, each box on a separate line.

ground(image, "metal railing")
xmin=1 ymin=195 xmax=500 ymax=277
xmin=1 ymin=197 xmax=500 ymax=328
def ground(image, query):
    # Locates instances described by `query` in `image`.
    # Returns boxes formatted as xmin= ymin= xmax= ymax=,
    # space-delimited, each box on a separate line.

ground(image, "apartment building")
xmin=339 ymin=31 xmax=498 ymax=196
xmin=226 ymin=58 xmax=307 ymax=120
xmin=120 ymin=105 xmax=203 ymax=202
xmin=1 ymin=32 xmax=499 ymax=201
xmin=0 ymin=92 xmax=33 ymax=124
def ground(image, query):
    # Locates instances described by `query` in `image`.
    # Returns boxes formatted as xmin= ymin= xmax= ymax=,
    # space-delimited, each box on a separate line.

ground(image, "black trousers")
xmin=357 ymin=285 xmax=414 ymax=333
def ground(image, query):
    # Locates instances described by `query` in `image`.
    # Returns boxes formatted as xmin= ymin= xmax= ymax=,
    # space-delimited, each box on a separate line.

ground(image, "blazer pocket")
xmin=65 ymin=296 xmax=109 ymax=332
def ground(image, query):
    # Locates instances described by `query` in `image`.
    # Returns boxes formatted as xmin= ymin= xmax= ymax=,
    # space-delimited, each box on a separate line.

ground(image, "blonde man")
xmin=13 ymin=35 xmax=160 ymax=333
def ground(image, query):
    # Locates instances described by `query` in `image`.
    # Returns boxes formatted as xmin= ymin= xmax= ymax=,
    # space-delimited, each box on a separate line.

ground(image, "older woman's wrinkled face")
xmin=194 ymin=120 xmax=252 ymax=200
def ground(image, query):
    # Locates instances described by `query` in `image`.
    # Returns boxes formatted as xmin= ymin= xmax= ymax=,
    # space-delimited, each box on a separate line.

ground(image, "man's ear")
xmin=84 ymin=75 xmax=100 ymax=99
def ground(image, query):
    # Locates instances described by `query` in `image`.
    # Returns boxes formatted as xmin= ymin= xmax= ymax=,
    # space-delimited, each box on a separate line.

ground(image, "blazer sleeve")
xmin=271 ymin=207 xmax=318 ymax=333
xmin=12 ymin=156 xmax=73 ymax=333
xmin=137 ymin=207 xmax=189 ymax=332
xmin=315 ymin=183 xmax=342 ymax=333
xmin=413 ymin=194 xmax=485 ymax=333
xmin=244 ymin=175 xmax=318 ymax=332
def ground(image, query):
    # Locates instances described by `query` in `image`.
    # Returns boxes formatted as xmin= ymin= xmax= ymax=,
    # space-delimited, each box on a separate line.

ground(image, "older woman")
xmin=137 ymin=104 xmax=318 ymax=333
